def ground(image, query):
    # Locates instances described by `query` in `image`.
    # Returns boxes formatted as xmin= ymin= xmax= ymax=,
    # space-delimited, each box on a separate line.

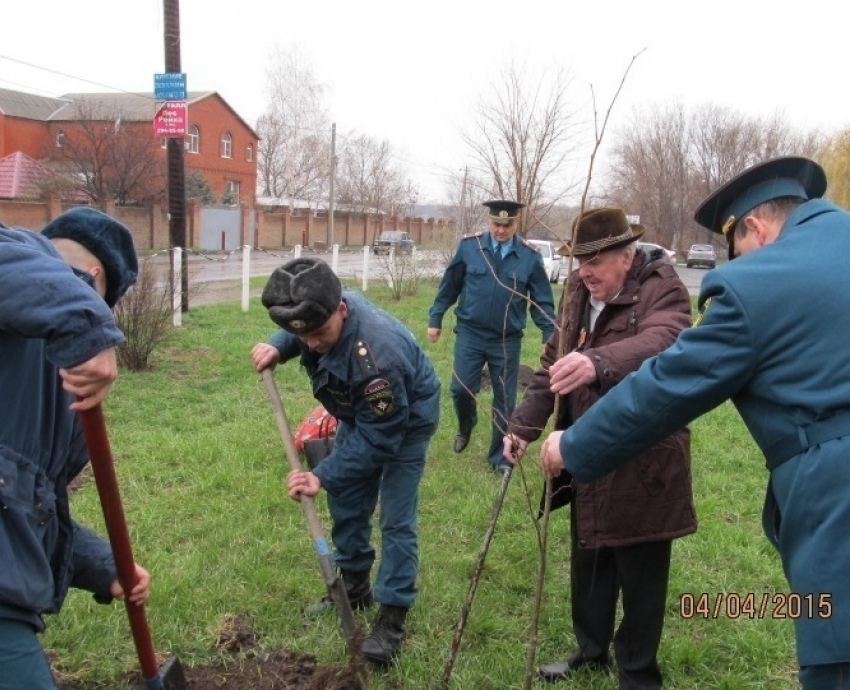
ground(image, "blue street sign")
xmin=154 ymin=73 xmax=187 ymax=101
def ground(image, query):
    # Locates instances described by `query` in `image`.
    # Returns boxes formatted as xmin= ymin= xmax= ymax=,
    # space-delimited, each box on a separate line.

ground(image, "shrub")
xmin=113 ymin=255 xmax=172 ymax=370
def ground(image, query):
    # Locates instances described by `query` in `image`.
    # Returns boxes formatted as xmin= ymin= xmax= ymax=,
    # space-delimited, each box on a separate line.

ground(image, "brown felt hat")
xmin=558 ymin=207 xmax=644 ymax=257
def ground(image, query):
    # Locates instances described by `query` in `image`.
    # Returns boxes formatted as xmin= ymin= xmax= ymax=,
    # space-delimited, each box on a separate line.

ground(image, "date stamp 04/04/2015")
xmin=679 ymin=592 xmax=833 ymax=620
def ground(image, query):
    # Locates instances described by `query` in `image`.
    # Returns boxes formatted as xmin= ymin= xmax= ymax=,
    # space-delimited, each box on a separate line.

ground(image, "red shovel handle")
xmin=79 ymin=403 xmax=160 ymax=683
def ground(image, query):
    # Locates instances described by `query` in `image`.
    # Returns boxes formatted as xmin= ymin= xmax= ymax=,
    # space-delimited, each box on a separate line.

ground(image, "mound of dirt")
xmin=480 ymin=363 xmax=536 ymax=391
xmin=56 ymin=613 xmax=366 ymax=690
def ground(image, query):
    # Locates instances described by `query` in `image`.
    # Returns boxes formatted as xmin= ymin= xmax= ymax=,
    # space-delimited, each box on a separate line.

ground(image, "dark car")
xmin=636 ymin=241 xmax=677 ymax=264
xmin=372 ymin=230 xmax=415 ymax=255
xmin=686 ymin=244 xmax=717 ymax=269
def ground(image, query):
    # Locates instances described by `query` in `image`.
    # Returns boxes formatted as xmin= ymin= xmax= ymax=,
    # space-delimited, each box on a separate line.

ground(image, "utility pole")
xmin=163 ymin=0 xmax=188 ymax=311
xmin=457 ymin=166 xmax=469 ymax=242
xmin=328 ymin=122 xmax=336 ymax=247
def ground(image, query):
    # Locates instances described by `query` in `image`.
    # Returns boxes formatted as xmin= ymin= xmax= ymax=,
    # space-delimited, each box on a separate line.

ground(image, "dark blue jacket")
xmin=558 ymin=199 xmax=850 ymax=666
xmin=0 ymin=227 xmax=123 ymax=631
xmin=270 ymin=291 xmax=441 ymax=496
xmin=429 ymin=231 xmax=556 ymax=341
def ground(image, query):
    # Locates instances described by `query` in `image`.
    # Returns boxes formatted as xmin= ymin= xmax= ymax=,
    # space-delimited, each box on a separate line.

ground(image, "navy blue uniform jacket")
xmin=559 ymin=199 xmax=850 ymax=666
xmin=270 ymin=292 xmax=441 ymax=496
xmin=429 ymin=231 xmax=556 ymax=342
xmin=0 ymin=226 xmax=122 ymax=632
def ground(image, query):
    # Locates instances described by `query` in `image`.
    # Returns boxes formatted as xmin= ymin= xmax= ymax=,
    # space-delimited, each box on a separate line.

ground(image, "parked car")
xmin=526 ymin=239 xmax=563 ymax=283
xmin=637 ymin=241 xmax=677 ymax=264
xmin=372 ymin=230 xmax=415 ymax=255
xmin=686 ymin=243 xmax=717 ymax=269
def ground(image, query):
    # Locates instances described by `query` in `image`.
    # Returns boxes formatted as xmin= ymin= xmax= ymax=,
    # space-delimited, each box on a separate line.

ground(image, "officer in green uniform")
xmin=538 ymin=157 xmax=850 ymax=689
xmin=428 ymin=200 xmax=555 ymax=473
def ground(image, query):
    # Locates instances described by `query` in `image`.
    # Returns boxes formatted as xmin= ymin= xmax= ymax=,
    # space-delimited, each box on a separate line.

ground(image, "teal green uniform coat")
xmin=559 ymin=199 xmax=850 ymax=666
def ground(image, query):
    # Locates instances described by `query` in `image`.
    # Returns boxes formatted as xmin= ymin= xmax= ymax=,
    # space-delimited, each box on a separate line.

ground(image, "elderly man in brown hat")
xmin=503 ymin=207 xmax=696 ymax=688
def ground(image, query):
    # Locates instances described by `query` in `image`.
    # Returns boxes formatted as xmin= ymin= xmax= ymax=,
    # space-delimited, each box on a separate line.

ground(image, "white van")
xmin=525 ymin=239 xmax=563 ymax=283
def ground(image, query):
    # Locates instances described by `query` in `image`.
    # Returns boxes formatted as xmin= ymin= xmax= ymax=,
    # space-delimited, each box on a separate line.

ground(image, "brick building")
xmin=0 ymin=87 xmax=257 ymax=204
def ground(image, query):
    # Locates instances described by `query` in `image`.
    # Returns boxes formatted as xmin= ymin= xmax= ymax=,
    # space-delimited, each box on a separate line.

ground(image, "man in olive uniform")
xmin=252 ymin=258 xmax=440 ymax=665
xmin=538 ymin=157 xmax=850 ymax=690
xmin=428 ymin=199 xmax=556 ymax=473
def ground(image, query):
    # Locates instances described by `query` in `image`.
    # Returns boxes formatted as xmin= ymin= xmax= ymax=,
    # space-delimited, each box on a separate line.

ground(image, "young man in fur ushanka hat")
xmin=251 ymin=257 xmax=441 ymax=666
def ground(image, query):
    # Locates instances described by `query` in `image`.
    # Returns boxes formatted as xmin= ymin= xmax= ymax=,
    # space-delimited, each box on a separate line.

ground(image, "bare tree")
xmin=820 ymin=129 xmax=850 ymax=209
xmin=607 ymin=102 xmax=823 ymax=251
xmin=461 ymin=62 xmax=583 ymax=235
xmin=444 ymin=168 xmax=490 ymax=236
xmin=257 ymin=46 xmax=330 ymax=202
xmin=49 ymin=100 xmax=165 ymax=205
xmin=606 ymin=102 xmax=692 ymax=251
xmin=336 ymin=132 xmax=417 ymax=218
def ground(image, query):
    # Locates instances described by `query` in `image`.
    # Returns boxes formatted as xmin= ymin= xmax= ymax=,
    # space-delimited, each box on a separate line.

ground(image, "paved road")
xmin=150 ymin=249 xmax=711 ymax=305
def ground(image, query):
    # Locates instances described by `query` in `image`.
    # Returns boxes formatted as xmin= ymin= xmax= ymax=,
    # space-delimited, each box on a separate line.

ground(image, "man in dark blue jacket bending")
xmin=252 ymin=257 xmax=440 ymax=666
xmin=0 ymin=208 xmax=150 ymax=690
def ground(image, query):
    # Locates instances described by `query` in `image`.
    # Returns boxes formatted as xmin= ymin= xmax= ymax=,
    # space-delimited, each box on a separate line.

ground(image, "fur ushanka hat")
xmin=261 ymin=258 xmax=342 ymax=334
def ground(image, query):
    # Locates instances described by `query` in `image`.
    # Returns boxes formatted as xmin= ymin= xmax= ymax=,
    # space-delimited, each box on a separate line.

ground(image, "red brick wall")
xmin=1 ymin=200 xmax=456 ymax=251
xmin=256 ymin=208 xmax=455 ymax=249
xmin=2 ymin=117 xmax=53 ymax=159
xmin=0 ymin=200 xmax=52 ymax=230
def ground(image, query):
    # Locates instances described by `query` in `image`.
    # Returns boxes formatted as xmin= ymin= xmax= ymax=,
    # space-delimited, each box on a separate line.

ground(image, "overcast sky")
xmin=4 ymin=0 xmax=849 ymax=202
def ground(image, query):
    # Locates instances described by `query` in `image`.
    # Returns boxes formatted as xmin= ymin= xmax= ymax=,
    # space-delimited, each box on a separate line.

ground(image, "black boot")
xmin=361 ymin=604 xmax=408 ymax=665
xmin=304 ymin=568 xmax=373 ymax=616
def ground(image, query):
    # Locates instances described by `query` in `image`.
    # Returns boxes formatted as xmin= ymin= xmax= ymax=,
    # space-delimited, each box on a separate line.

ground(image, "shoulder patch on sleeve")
xmin=693 ymin=297 xmax=712 ymax=327
xmin=362 ymin=377 xmax=396 ymax=416
xmin=354 ymin=340 xmax=380 ymax=375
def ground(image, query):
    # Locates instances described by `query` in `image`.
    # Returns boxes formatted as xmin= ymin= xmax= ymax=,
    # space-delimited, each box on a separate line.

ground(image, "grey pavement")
xmin=150 ymin=249 xmax=709 ymax=307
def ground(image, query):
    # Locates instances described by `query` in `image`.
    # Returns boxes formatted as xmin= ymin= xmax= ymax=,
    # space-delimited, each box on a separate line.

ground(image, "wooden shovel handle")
xmin=79 ymin=403 xmax=161 ymax=685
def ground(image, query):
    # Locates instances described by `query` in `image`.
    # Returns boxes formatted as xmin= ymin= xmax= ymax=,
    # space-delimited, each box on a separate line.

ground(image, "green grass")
xmin=45 ymin=283 xmax=798 ymax=688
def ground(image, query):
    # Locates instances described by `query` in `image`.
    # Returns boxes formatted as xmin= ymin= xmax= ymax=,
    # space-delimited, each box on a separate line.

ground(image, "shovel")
xmin=79 ymin=403 xmax=186 ymax=690
xmin=261 ymin=369 xmax=367 ymax=676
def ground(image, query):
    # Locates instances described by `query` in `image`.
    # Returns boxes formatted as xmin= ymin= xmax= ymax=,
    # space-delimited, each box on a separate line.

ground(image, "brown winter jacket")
xmin=509 ymin=249 xmax=697 ymax=548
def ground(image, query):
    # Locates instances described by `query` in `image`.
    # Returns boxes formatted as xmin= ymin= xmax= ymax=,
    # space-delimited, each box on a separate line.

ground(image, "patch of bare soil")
xmin=56 ymin=614 xmax=366 ymax=690
xmin=481 ymin=363 xmax=536 ymax=391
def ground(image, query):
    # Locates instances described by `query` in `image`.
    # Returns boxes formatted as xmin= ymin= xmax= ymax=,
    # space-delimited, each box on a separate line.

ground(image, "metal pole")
xmin=163 ymin=0 xmax=188 ymax=312
xmin=171 ymin=246 xmax=182 ymax=327
xmin=241 ymin=244 xmax=251 ymax=312
xmin=458 ymin=166 xmax=468 ymax=242
xmin=328 ymin=122 xmax=336 ymax=247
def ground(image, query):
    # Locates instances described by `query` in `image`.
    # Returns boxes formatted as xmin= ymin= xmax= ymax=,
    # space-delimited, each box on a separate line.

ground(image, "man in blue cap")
xmin=428 ymin=199 xmax=556 ymax=473
xmin=534 ymin=156 xmax=850 ymax=689
xmin=0 ymin=208 xmax=150 ymax=689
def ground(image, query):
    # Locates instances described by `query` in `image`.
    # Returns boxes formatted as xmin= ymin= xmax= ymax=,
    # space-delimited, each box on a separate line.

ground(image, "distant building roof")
xmin=50 ymin=91 xmax=215 ymax=122
xmin=0 ymin=87 xmax=258 ymax=138
xmin=0 ymin=151 xmax=52 ymax=199
xmin=0 ymin=87 xmax=68 ymax=119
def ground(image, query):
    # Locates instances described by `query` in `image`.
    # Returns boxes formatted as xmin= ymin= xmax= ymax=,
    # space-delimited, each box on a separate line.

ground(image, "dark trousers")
xmin=450 ymin=328 xmax=521 ymax=467
xmin=800 ymin=664 xmax=850 ymax=690
xmin=326 ymin=415 xmax=435 ymax=609
xmin=0 ymin=619 xmax=57 ymax=689
xmin=570 ymin=507 xmax=672 ymax=689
